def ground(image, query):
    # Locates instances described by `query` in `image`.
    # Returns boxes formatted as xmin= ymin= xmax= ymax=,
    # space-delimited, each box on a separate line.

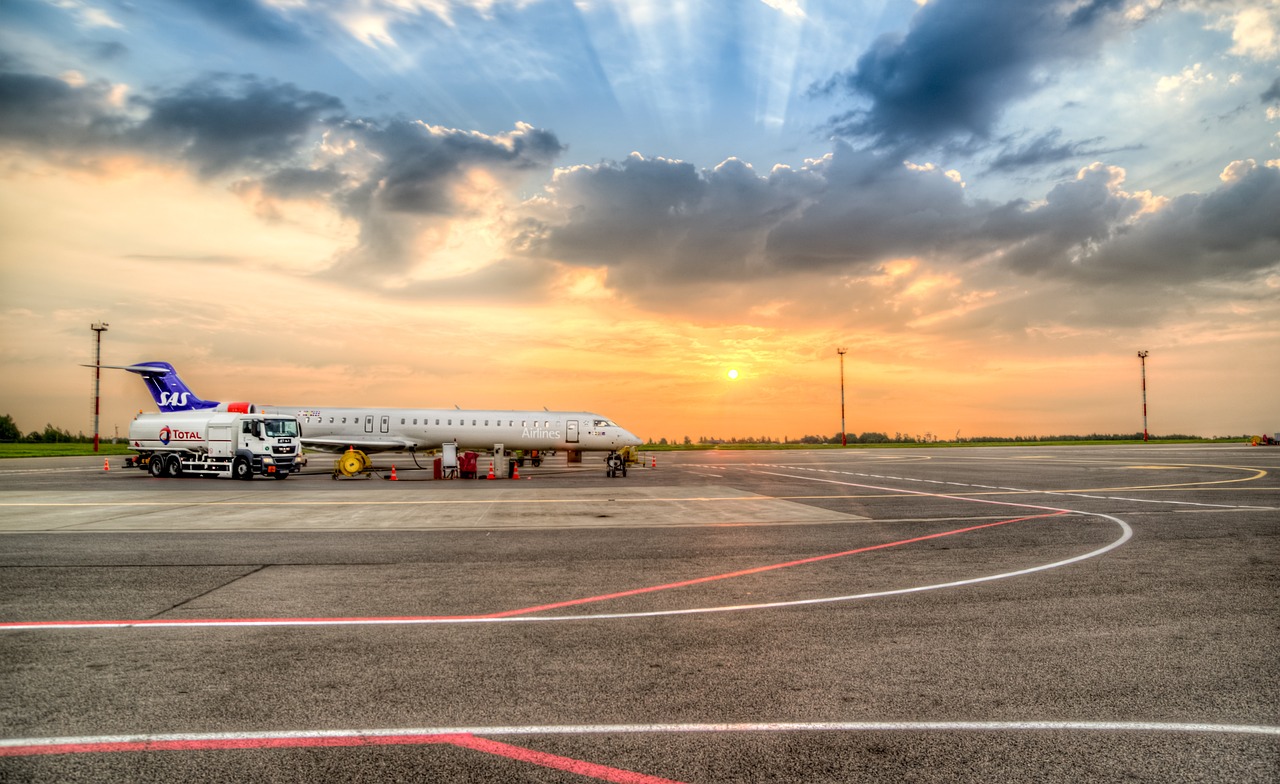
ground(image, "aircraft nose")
xmin=621 ymin=429 xmax=642 ymax=447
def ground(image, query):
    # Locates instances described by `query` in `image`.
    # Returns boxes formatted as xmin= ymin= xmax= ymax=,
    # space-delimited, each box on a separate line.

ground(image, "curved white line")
xmin=1 ymin=514 xmax=1132 ymax=629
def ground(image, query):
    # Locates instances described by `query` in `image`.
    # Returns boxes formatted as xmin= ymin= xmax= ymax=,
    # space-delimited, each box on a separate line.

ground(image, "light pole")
xmin=1137 ymin=350 xmax=1149 ymax=442
xmin=91 ymin=322 xmax=109 ymax=452
xmin=837 ymin=347 xmax=847 ymax=446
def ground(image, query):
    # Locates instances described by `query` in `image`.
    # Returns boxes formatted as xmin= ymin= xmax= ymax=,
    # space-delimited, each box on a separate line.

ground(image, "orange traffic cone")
xmin=651 ymin=455 xmax=657 ymax=468
xmin=103 ymin=458 xmax=109 ymax=471
xmin=511 ymin=462 xmax=519 ymax=480
xmin=487 ymin=461 xmax=495 ymax=480
xmin=389 ymin=465 xmax=398 ymax=480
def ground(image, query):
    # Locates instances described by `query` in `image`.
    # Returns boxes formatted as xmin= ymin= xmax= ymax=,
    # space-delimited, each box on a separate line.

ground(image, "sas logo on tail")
xmin=160 ymin=391 xmax=190 ymax=407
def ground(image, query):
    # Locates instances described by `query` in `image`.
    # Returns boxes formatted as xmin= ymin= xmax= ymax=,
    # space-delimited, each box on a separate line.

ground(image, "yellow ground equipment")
xmin=333 ymin=448 xmax=373 ymax=479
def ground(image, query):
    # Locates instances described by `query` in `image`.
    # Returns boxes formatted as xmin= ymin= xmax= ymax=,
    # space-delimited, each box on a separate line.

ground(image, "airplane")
xmin=104 ymin=361 xmax=643 ymax=473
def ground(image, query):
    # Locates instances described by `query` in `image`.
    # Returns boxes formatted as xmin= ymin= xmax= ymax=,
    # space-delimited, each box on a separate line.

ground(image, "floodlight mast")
xmin=90 ymin=322 xmax=109 ymax=452
xmin=837 ymin=347 xmax=848 ymax=446
xmin=1137 ymin=350 xmax=1149 ymax=442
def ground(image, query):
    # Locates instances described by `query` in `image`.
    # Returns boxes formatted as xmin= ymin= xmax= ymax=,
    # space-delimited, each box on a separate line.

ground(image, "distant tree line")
xmin=644 ymin=431 xmax=1220 ymax=446
xmin=0 ymin=414 xmax=96 ymax=444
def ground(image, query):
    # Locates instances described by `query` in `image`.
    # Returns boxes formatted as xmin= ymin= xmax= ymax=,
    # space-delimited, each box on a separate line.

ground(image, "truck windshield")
xmin=263 ymin=419 xmax=299 ymax=438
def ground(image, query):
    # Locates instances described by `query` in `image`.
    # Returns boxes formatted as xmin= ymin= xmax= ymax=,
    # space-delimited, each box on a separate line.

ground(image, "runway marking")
xmin=0 ymin=458 xmax=1141 ymax=630
xmin=0 ymin=732 xmax=685 ymax=783
xmin=3 ymin=721 xmax=1276 ymax=760
xmin=0 ymin=512 xmax=1068 ymax=629
xmin=476 ymin=512 xmax=1064 ymax=618
xmin=752 ymin=465 xmax=1277 ymax=511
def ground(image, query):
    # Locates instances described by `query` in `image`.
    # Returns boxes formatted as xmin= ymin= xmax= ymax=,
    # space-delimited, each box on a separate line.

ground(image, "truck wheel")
xmin=164 ymin=454 xmax=183 ymax=478
xmin=148 ymin=457 xmax=165 ymax=478
xmin=232 ymin=457 xmax=252 ymax=481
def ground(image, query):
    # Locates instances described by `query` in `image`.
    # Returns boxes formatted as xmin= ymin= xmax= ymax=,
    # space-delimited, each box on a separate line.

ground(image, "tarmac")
xmin=1 ymin=444 xmax=1277 ymax=782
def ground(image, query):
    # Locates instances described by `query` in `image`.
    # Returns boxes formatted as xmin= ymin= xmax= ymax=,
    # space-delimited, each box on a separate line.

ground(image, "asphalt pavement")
xmin=2 ymin=445 xmax=1277 ymax=782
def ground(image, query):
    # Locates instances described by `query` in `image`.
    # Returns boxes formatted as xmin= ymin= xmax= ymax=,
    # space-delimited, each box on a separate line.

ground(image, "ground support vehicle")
xmin=126 ymin=409 xmax=303 ymax=480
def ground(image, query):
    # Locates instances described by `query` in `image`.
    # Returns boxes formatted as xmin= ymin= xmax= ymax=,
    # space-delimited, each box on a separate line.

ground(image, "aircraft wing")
xmin=300 ymin=436 xmax=429 ymax=454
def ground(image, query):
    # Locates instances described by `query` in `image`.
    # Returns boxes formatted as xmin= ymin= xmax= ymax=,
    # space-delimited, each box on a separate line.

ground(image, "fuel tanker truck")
xmin=126 ymin=405 xmax=304 ymax=480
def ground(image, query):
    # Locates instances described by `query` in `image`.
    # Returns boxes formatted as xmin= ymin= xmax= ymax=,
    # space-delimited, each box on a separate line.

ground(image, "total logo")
xmin=159 ymin=391 xmax=191 ymax=407
xmin=158 ymin=426 xmax=200 ymax=444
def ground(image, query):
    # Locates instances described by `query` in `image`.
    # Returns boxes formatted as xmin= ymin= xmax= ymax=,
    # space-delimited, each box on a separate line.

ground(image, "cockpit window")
xmin=594 ymin=419 xmax=616 ymax=427
xmin=263 ymin=419 xmax=299 ymax=438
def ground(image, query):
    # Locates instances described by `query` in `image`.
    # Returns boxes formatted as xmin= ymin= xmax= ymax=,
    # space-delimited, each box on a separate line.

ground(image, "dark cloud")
xmin=0 ymin=71 xmax=127 ymax=147
xmin=815 ymin=0 xmax=1130 ymax=153
xmin=0 ymin=69 xmax=344 ymax=178
xmin=0 ymin=64 xmax=564 ymax=288
xmin=986 ymin=129 xmax=1135 ymax=173
xmin=985 ymin=161 xmax=1280 ymax=285
xmin=88 ymin=40 xmax=129 ymax=62
xmin=340 ymin=118 xmax=562 ymax=216
xmin=516 ymin=147 xmax=1280 ymax=301
xmin=253 ymin=165 xmax=347 ymax=200
xmin=324 ymin=119 xmax=566 ymax=278
xmin=133 ymin=75 xmax=344 ymax=177
xmin=766 ymin=144 xmax=978 ymax=269
xmin=515 ymin=153 xmax=820 ymax=286
xmin=1070 ymin=162 xmax=1280 ymax=284
xmin=516 ymin=145 xmax=988 ymax=289
xmin=1263 ymin=77 xmax=1280 ymax=104
xmin=170 ymin=0 xmax=305 ymax=44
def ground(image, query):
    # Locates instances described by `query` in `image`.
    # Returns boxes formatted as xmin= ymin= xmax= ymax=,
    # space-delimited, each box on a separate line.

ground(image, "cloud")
xmin=88 ymin=40 xmax=129 ymax=62
xmin=986 ymin=129 xmax=1133 ymax=173
xmin=0 ymin=70 xmax=129 ymax=149
xmin=515 ymin=144 xmax=990 ymax=297
xmin=1264 ymin=77 xmax=1280 ymax=103
xmin=986 ymin=160 xmax=1280 ymax=285
xmin=0 ymin=64 xmax=563 ymax=286
xmin=322 ymin=119 xmax=564 ymax=278
xmin=335 ymin=118 xmax=561 ymax=217
xmin=132 ymin=76 xmax=345 ymax=177
xmin=813 ymin=0 xmax=1133 ymax=153
xmin=169 ymin=0 xmax=306 ymax=44
xmin=514 ymin=152 xmax=822 ymax=287
xmin=1218 ymin=4 xmax=1279 ymax=60
xmin=516 ymin=146 xmax=1280 ymax=317
xmin=0 ymin=69 xmax=344 ymax=177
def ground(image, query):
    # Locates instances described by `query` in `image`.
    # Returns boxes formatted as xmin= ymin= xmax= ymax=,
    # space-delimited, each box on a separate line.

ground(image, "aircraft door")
xmin=364 ymin=415 xmax=374 ymax=433
xmin=380 ymin=416 xmax=389 ymax=433
xmin=567 ymin=420 xmax=579 ymax=443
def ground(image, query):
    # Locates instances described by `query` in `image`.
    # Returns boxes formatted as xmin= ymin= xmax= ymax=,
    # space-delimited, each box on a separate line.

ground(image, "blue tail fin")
xmin=106 ymin=362 xmax=220 ymax=412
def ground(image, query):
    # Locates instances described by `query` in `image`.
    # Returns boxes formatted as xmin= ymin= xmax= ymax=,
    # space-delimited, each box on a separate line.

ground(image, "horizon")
xmin=2 ymin=1 xmax=1277 ymax=441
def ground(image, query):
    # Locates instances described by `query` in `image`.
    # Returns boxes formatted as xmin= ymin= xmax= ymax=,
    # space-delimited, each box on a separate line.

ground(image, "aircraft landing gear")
xmin=606 ymin=451 xmax=627 ymax=478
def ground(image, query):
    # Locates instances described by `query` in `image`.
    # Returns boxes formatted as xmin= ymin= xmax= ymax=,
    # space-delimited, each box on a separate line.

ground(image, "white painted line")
xmin=4 ymin=720 xmax=1277 ymax=753
xmin=1 ymin=512 xmax=1132 ymax=629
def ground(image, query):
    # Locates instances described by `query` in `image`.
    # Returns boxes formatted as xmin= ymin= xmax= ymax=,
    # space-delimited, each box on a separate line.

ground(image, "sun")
xmin=727 ymin=368 xmax=739 ymax=380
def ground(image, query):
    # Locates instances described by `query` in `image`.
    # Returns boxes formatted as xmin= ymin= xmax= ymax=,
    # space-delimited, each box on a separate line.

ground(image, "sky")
xmin=1 ymin=0 xmax=1278 ymax=443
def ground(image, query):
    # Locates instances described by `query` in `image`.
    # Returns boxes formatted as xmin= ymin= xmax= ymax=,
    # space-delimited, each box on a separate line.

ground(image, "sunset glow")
xmin=1 ymin=1 xmax=1277 ymax=442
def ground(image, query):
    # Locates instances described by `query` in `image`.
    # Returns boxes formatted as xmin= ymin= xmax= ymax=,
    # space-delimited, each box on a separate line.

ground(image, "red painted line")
xmin=0 ymin=733 xmax=687 ymax=783
xmin=480 ymin=512 xmax=1066 ymax=618
xmin=0 ymin=512 xmax=1064 ymax=629
xmin=449 ymin=734 xmax=686 ymax=784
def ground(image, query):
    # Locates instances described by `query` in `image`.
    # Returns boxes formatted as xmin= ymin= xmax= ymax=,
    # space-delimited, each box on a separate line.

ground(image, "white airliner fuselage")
xmin=259 ymin=405 xmax=641 ymax=455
